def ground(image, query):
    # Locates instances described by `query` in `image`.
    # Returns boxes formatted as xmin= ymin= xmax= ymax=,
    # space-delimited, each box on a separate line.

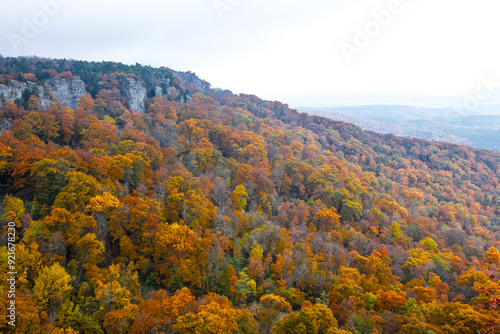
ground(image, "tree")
xmin=421 ymin=301 xmax=496 ymax=334
xmin=60 ymin=107 xmax=75 ymax=144
xmin=27 ymin=95 xmax=41 ymax=112
xmin=419 ymin=237 xmax=438 ymax=251
xmin=0 ymin=290 xmax=49 ymax=334
xmin=232 ymin=184 xmax=248 ymax=211
xmin=313 ymin=207 xmax=341 ymax=232
xmin=328 ymin=267 xmax=366 ymax=325
xmin=108 ymin=193 xmax=160 ymax=262
xmin=273 ymin=303 xmax=347 ymax=334
xmin=485 ymin=247 xmax=500 ymax=266
xmin=60 ymin=71 xmax=73 ymax=79
xmin=87 ymin=192 xmax=120 ymax=242
xmin=0 ymin=141 xmax=13 ymax=173
xmin=94 ymin=279 xmax=132 ymax=316
xmin=2 ymin=196 xmax=25 ymax=227
xmin=130 ymin=287 xmax=195 ymax=334
xmin=54 ymin=171 xmax=99 ymax=213
xmin=33 ymin=263 xmax=72 ymax=314
xmin=83 ymin=122 xmax=118 ymax=149
xmin=154 ymin=222 xmax=212 ymax=290
xmin=31 ymin=158 xmax=70 ymax=207
xmin=24 ymin=111 xmax=60 ymax=142
xmin=78 ymin=94 xmax=95 ymax=113
xmin=173 ymin=293 xmax=243 ymax=334
xmin=103 ymin=303 xmax=139 ymax=334
xmin=340 ymin=199 xmax=362 ymax=222
xmin=70 ymin=233 xmax=104 ymax=283
xmin=258 ymin=294 xmax=292 ymax=334
xmin=247 ymin=243 xmax=265 ymax=284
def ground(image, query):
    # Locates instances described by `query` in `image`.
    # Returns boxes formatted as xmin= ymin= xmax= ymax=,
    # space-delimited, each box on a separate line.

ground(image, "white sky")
xmin=1 ymin=0 xmax=500 ymax=108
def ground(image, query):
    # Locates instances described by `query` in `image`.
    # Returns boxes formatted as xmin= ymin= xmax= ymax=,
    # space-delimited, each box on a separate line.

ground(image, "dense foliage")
xmin=1 ymin=57 xmax=500 ymax=333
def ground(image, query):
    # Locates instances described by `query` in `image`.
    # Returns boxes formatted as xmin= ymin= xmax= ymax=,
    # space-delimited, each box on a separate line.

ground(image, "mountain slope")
xmin=0 ymin=56 xmax=499 ymax=334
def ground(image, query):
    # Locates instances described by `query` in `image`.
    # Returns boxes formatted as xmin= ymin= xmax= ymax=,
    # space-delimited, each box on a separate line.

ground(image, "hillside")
xmin=1 ymin=56 xmax=500 ymax=334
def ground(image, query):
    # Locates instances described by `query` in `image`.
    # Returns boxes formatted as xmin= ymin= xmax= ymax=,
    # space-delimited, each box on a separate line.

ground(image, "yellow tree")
xmin=231 ymin=184 xmax=248 ymax=211
xmin=87 ymin=192 xmax=120 ymax=241
xmin=0 ymin=141 xmax=13 ymax=173
xmin=153 ymin=223 xmax=208 ymax=289
xmin=485 ymin=247 xmax=500 ymax=266
xmin=103 ymin=303 xmax=139 ymax=334
xmin=258 ymin=294 xmax=292 ymax=334
xmin=70 ymin=233 xmax=104 ymax=283
xmin=173 ymin=293 xmax=243 ymax=334
xmin=33 ymin=263 xmax=72 ymax=315
xmin=2 ymin=196 xmax=25 ymax=228
xmin=328 ymin=267 xmax=366 ymax=325
xmin=247 ymin=243 xmax=265 ymax=284
xmin=0 ymin=242 xmax=43 ymax=292
xmin=273 ymin=303 xmax=351 ymax=334
xmin=312 ymin=207 xmax=341 ymax=232
xmin=53 ymin=171 xmax=99 ymax=213
xmin=181 ymin=189 xmax=216 ymax=230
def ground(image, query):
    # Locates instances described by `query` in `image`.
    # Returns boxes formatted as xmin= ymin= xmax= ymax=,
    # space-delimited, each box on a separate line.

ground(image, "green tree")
xmin=31 ymin=158 xmax=70 ymax=206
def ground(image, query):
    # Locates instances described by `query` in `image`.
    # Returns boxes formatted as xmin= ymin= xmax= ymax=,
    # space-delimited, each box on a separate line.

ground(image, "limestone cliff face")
xmin=1 ymin=74 xmax=190 ymax=115
xmin=0 ymin=81 xmax=27 ymax=102
xmin=0 ymin=80 xmax=50 ymax=135
xmin=47 ymin=78 xmax=87 ymax=109
xmin=0 ymin=81 xmax=52 ymax=106
xmin=120 ymin=78 xmax=147 ymax=113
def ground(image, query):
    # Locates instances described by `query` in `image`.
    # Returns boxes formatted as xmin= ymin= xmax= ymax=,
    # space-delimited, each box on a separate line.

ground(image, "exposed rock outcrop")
xmin=0 ymin=81 xmax=27 ymax=102
xmin=47 ymin=78 xmax=87 ymax=109
xmin=0 ymin=72 xmax=191 ymax=115
xmin=120 ymin=78 xmax=147 ymax=113
xmin=0 ymin=80 xmax=52 ymax=107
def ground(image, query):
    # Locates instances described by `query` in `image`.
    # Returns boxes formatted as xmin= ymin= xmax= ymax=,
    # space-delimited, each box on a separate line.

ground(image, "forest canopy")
xmin=0 ymin=56 xmax=500 ymax=334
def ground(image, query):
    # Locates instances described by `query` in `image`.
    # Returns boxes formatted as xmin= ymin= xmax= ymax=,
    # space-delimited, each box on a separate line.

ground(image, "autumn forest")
xmin=1 ymin=56 xmax=500 ymax=334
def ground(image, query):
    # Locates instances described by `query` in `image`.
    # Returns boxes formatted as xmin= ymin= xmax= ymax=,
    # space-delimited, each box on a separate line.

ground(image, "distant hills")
xmin=303 ymin=105 xmax=500 ymax=151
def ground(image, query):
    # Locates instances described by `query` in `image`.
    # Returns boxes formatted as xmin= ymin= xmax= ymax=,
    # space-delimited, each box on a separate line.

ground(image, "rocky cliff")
xmin=0 ymin=80 xmax=52 ymax=106
xmin=120 ymin=77 xmax=147 ymax=113
xmin=47 ymin=78 xmax=87 ymax=110
xmin=0 ymin=57 xmax=201 ymax=113
xmin=1 ymin=77 xmax=151 ymax=113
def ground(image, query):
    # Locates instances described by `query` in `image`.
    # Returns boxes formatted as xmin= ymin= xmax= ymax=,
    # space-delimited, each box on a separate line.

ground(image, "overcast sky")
xmin=2 ymin=0 xmax=500 ymax=108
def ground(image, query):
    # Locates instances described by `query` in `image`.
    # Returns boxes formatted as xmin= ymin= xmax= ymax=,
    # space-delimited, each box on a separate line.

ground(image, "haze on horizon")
xmin=1 ymin=0 xmax=500 ymax=109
